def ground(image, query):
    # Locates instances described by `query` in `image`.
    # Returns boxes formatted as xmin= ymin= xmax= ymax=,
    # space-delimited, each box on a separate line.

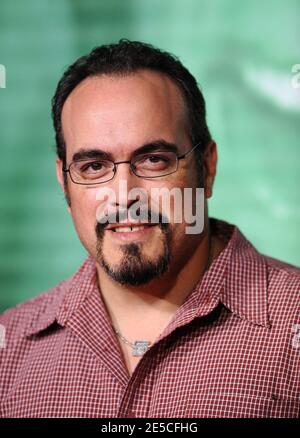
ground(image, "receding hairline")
xmin=61 ymin=68 xmax=191 ymax=136
xmin=61 ymin=68 xmax=191 ymax=148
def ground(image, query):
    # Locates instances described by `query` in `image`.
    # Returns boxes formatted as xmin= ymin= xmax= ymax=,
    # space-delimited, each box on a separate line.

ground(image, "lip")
xmin=105 ymin=223 xmax=158 ymax=241
xmin=105 ymin=222 xmax=153 ymax=231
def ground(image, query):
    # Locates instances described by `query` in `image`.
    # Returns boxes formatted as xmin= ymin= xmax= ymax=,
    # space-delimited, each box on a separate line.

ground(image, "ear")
xmin=56 ymin=158 xmax=65 ymax=188
xmin=203 ymin=141 xmax=217 ymax=199
xmin=56 ymin=158 xmax=71 ymax=212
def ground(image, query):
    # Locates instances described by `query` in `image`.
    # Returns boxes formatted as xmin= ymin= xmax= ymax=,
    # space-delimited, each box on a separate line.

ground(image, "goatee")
xmin=95 ymin=212 xmax=172 ymax=286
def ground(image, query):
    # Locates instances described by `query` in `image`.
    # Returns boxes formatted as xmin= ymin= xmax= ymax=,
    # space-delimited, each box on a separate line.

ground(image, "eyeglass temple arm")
xmin=177 ymin=141 xmax=202 ymax=160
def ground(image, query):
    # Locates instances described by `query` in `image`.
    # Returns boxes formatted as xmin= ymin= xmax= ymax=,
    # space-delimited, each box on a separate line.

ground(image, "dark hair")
xmin=51 ymin=39 xmax=212 ymax=168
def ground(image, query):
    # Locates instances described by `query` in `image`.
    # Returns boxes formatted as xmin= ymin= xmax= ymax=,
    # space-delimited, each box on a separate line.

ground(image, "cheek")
xmin=69 ymin=187 xmax=99 ymax=230
xmin=148 ymin=178 xmax=192 ymax=226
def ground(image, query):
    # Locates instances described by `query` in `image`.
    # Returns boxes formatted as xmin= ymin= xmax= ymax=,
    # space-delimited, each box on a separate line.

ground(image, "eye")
xmin=142 ymin=154 xmax=171 ymax=166
xmin=133 ymin=152 xmax=174 ymax=173
xmin=147 ymin=155 xmax=167 ymax=163
xmin=89 ymin=162 xmax=103 ymax=171
xmin=144 ymin=154 xmax=172 ymax=168
xmin=80 ymin=161 xmax=105 ymax=173
xmin=74 ymin=160 xmax=113 ymax=180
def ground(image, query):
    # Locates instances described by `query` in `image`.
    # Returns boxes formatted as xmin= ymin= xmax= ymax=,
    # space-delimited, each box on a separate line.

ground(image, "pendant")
xmin=132 ymin=341 xmax=151 ymax=357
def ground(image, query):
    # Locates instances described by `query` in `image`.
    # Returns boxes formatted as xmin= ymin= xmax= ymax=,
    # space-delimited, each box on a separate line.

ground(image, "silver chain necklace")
xmin=113 ymin=326 xmax=151 ymax=357
xmin=113 ymin=232 xmax=214 ymax=357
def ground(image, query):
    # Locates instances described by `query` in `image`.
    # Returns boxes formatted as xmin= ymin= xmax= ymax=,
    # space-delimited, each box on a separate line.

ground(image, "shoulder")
xmin=263 ymin=254 xmax=300 ymax=293
xmin=263 ymin=254 xmax=300 ymax=275
xmin=262 ymin=255 xmax=300 ymax=315
xmin=228 ymin=217 xmax=300 ymax=301
xmin=219 ymin=217 xmax=300 ymax=330
xmin=0 ymin=256 xmax=95 ymax=346
xmin=0 ymin=280 xmax=69 ymax=345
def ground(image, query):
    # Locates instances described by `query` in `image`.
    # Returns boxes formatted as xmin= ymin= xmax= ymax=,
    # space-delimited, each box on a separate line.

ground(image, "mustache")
xmin=95 ymin=208 xmax=170 ymax=237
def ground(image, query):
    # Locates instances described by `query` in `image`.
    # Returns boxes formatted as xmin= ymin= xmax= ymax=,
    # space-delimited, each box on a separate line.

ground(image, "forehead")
xmin=61 ymin=70 xmax=188 ymax=159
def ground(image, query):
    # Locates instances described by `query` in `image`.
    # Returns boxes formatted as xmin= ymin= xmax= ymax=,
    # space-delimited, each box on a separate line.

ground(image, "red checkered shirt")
xmin=0 ymin=218 xmax=299 ymax=418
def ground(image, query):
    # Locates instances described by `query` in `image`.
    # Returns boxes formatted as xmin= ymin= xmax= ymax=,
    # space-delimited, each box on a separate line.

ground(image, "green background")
xmin=0 ymin=0 xmax=299 ymax=311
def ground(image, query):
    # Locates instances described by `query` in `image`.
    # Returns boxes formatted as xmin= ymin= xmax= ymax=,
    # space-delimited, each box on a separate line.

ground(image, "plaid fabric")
xmin=0 ymin=218 xmax=299 ymax=418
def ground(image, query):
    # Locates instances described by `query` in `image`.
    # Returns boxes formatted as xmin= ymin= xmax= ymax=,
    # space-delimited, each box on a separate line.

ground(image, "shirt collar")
xmin=26 ymin=218 xmax=270 ymax=337
xmin=220 ymin=221 xmax=270 ymax=328
xmin=26 ymin=257 xmax=98 ymax=336
xmin=157 ymin=219 xmax=270 ymax=343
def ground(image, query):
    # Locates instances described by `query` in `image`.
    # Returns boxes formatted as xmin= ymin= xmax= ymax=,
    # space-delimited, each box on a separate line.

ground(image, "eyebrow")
xmin=71 ymin=140 xmax=180 ymax=162
xmin=132 ymin=140 xmax=179 ymax=157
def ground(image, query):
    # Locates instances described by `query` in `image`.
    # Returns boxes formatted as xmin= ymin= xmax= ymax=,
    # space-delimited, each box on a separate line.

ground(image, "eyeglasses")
xmin=63 ymin=142 xmax=201 ymax=185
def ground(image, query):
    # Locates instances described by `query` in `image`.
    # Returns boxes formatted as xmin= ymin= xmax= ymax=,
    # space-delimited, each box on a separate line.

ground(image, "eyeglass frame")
xmin=62 ymin=141 xmax=202 ymax=185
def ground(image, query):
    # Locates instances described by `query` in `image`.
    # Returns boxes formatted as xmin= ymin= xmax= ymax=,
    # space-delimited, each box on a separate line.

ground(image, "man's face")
xmin=57 ymin=70 xmax=209 ymax=286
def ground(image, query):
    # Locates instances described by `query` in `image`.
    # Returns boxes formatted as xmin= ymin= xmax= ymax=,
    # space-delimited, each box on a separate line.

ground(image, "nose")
xmin=109 ymin=161 xmax=144 ymax=209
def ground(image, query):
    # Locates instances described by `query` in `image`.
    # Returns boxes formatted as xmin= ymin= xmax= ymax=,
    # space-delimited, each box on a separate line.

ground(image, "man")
xmin=0 ymin=40 xmax=299 ymax=418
